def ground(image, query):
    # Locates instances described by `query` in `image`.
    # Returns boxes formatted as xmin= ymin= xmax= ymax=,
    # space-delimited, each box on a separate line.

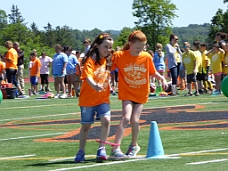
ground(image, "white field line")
xmin=49 ymin=158 xmax=147 ymax=171
xmin=0 ymin=112 xmax=78 ymax=122
xmin=0 ymin=154 xmax=36 ymax=160
xmin=186 ymin=158 xmax=228 ymax=165
xmin=0 ymin=132 xmax=66 ymax=141
xmin=168 ymin=148 xmax=228 ymax=157
xmin=0 ymin=103 xmax=77 ymax=110
xmin=48 ymin=155 xmax=96 ymax=162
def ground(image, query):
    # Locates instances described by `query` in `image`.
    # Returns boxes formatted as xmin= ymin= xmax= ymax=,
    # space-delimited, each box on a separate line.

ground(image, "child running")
xmin=206 ymin=44 xmax=225 ymax=95
xmin=74 ymin=33 xmax=114 ymax=162
xmin=110 ymin=30 xmax=168 ymax=159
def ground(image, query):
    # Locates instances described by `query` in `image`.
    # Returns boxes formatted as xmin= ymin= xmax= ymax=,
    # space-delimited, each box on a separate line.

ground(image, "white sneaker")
xmin=59 ymin=94 xmax=67 ymax=99
xmin=54 ymin=94 xmax=60 ymax=99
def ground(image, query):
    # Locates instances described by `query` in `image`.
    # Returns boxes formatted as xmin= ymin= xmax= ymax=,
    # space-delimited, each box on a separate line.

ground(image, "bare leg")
xmin=99 ymin=115 xmax=110 ymax=147
xmin=79 ymin=124 xmax=91 ymax=151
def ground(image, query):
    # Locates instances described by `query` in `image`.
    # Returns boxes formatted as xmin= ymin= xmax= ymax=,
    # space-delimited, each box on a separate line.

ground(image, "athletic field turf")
xmin=0 ymin=90 xmax=228 ymax=171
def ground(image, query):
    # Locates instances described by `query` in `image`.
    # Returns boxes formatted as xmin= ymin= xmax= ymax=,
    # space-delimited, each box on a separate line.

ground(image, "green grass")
xmin=0 ymin=89 xmax=228 ymax=171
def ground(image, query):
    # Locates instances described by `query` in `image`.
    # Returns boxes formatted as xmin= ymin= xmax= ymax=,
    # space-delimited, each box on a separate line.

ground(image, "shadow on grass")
xmin=26 ymin=158 xmax=105 ymax=167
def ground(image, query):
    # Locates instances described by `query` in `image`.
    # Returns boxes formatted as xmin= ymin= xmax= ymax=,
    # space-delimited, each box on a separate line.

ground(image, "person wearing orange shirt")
xmin=0 ymin=56 xmax=5 ymax=89
xmin=4 ymin=41 xmax=23 ymax=95
xmin=29 ymin=52 xmax=42 ymax=94
xmin=74 ymin=33 xmax=114 ymax=163
xmin=110 ymin=30 xmax=168 ymax=159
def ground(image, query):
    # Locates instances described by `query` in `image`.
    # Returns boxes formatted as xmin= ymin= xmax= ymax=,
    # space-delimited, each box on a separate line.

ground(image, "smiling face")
xmin=129 ymin=40 xmax=147 ymax=56
xmin=97 ymin=39 xmax=114 ymax=58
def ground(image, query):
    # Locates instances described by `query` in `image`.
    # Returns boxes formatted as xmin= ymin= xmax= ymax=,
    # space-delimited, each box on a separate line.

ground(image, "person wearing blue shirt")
xmin=64 ymin=46 xmax=80 ymax=97
xmin=153 ymin=43 xmax=166 ymax=92
xmin=52 ymin=44 xmax=68 ymax=99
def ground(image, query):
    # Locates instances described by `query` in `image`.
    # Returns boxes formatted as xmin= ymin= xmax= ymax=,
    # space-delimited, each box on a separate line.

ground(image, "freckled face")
xmin=130 ymin=41 xmax=147 ymax=56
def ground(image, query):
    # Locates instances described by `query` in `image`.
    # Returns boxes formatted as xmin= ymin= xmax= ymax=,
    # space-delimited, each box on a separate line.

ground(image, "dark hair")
xmin=41 ymin=52 xmax=46 ymax=56
xmin=55 ymin=44 xmax=62 ymax=51
xmin=216 ymin=32 xmax=227 ymax=40
xmin=169 ymin=34 xmax=177 ymax=42
xmin=213 ymin=44 xmax=220 ymax=49
xmin=82 ymin=33 xmax=113 ymax=70
xmin=193 ymin=41 xmax=200 ymax=49
xmin=122 ymin=30 xmax=147 ymax=50
xmin=63 ymin=46 xmax=73 ymax=53
xmin=76 ymin=50 xmax=81 ymax=55
xmin=30 ymin=52 xmax=37 ymax=56
xmin=200 ymin=43 xmax=207 ymax=47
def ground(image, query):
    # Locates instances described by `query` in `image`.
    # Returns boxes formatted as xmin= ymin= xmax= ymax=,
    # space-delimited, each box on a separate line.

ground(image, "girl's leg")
xmin=215 ymin=75 xmax=221 ymax=91
xmin=79 ymin=124 xmax=92 ymax=151
xmin=60 ymin=76 xmax=66 ymax=94
xmin=55 ymin=77 xmax=60 ymax=94
xmin=66 ymin=75 xmax=71 ymax=96
xmin=71 ymin=74 xmax=78 ymax=96
xmin=130 ymin=103 xmax=143 ymax=146
xmin=112 ymin=100 xmax=133 ymax=151
xmin=99 ymin=115 xmax=110 ymax=147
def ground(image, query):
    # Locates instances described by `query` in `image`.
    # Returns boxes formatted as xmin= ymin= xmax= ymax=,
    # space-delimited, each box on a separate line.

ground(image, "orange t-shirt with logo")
xmin=112 ymin=50 xmax=156 ymax=104
xmin=0 ymin=61 xmax=5 ymax=73
xmin=5 ymin=48 xmax=18 ymax=69
xmin=30 ymin=58 xmax=42 ymax=77
xmin=79 ymin=57 xmax=110 ymax=106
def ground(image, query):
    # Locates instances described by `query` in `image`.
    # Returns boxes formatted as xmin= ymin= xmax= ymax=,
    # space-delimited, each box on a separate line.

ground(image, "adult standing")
xmin=39 ymin=52 xmax=53 ymax=92
xmin=165 ymin=34 xmax=182 ymax=95
xmin=5 ymin=41 xmax=23 ymax=95
xmin=13 ymin=42 xmax=25 ymax=93
xmin=82 ymin=38 xmax=91 ymax=55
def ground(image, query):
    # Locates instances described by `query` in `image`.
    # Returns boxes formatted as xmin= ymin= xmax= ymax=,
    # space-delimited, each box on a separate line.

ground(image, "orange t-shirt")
xmin=76 ymin=57 xmax=82 ymax=75
xmin=30 ymin=58 xmax=42 ymax=76
xmin=112 ymin=50 xmax=156 ymax=104
xmin=5 ymin=48 xmax=18 ymax=69
xmin=0 ymin=61 xmax=5 ymax=73
xmin=79 ymin=57 xmax=110 ymax=106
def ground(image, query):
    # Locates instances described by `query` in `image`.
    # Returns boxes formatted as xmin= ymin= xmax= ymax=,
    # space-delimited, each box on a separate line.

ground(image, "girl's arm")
xmin=86 ymin=77 xmax=103 ymax=91
xmin=206 ymin=49 xmax=213 ymax=56
xmin=62 ymin=62 xmax=67 ymax=74
xmin=150 ymin=72 xmax=168 ymax=90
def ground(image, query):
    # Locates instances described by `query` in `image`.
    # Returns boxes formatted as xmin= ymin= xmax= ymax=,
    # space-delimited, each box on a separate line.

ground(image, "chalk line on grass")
xmin=186 ymin=158 xmax=228 ymax=165
xmin=0 ymin=132 xmax=67 ymax=141
xmin=0 ymin=154 xmax=36 ymax=160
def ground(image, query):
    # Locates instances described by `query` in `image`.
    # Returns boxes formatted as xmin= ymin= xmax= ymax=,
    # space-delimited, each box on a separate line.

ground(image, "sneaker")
xmin=96 ymin=146 xmax=107 ymax=161
xmin=18 ymin=92 xmax=23 ymax=96
xmin=194 ymin=91 xmax=200 ymax=96
xmin=40 ymin=88 xmax=44 ymax=92
xmin=199 ymin=90 xmax=204 ymax=94
xmin=76 ymin=92 xmax=80 ymax=97
xmin=59 ymin=94 xmax=67 ymax=99
xmin=109 ymin=149 xmax=127 ymax=160
xmin=45 ymin=87 xmax=51 ymax=92
xmin=126 ymin=145 xmax=141 ymax=158
xmin=184 ymin=92 xmax=193 ymax=96
xmin=67 ymin=94 xmax=72 ymax=98
xmin=54 ymin=94 xmax=60 ymax=99
xmin=212 ymin=90 xmax=220 ymax=95
xmin=74 ymin=150 xmax=85 ymax=163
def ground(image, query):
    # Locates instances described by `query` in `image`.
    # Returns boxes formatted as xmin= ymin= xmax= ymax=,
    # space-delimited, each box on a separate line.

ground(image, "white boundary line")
xmin=186 ymin=158 xmax=228 ymax=165
xmin=0 ymin=132 xmax=67 ymax=141
xmin=0 ymin=154 xmax=36 ymax=160
xmin=0 ymin=112 xmax=78 ymax=122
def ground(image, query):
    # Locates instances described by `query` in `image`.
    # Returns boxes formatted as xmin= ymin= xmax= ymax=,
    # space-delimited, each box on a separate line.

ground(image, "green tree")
xmin=132 ymin=0 xmax=177 ymax=50
xmin=43 ymin=22 xmax=55 ymax=47
xmin=113 ymin=27 xmax=133 ymax=48
xmin=0 ymin=9 xmax=7 ymax=29
xmin=8 ymin=5 xmax=24 ymax=24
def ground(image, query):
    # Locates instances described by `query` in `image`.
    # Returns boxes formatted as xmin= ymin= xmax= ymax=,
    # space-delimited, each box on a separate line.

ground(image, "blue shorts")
xmin=80 ymin=103 xmax=110 ymax=124
xmin=53 ymin=74 xmax=65 ymax=78
xmin=30 ymin=76 xmax=38 ymax=85
xmin=66 ymin=69 xmax=76 ymax=75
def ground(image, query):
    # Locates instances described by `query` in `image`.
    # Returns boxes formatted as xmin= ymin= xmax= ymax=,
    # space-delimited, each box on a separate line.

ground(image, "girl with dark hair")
xmin=165 ymin=34 xmax=182 ymax=95
xmin=75 ymin=33 xmax=114 ymax=162
xmin=215 ymin=32 xmax=227 ymax=49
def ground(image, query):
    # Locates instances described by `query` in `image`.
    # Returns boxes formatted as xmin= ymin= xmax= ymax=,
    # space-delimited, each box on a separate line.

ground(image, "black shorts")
xmin=196 ymin=73 xmax=204 ymax=81
xmin=40 ymin=74 xmax=49 ymax=84
xmin=114 ymin=70 xmax=118 ymax=82
xmin=187 ymin=74 xmax=197 ymax=83
xmin=64 ymin=75 xmax=68 ymax=84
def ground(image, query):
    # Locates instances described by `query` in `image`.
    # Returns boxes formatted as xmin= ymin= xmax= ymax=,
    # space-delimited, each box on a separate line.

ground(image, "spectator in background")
xmin=5 ymin=41 xmax=23 ymax=95
xmin=75 ymin=50 xmax=83 ymax=97
xmin=0 ymin=54 xmax=5 ymax=89
xmin=13 ymin=42 xmax=25 ymax=93
xmin=83 ymin=38 xmax=91 ymax=54
xmin=39 ymin=52 xmax=53 ymax=92
xmin=52 ymin=44 xmax=68 ymax=99
xmin=165 ymin=34 xmax=182 ymax=95
xmin=29 ymin=52 xmax=42 ymax=94
xmin=215 ymin=32 xmax=227 ymax=50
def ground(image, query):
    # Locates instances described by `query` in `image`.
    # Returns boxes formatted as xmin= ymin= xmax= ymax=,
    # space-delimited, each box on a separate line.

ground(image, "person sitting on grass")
xmin=29 ymin=52 xmax=42 ymax=95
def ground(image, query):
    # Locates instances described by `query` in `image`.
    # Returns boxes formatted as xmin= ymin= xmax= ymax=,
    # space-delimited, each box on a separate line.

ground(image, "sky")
xmin=1 ymin=0 xmax=228 ymax=31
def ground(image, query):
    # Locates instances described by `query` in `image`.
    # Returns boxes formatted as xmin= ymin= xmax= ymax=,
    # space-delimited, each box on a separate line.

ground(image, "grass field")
xmin=0 ymin=87 xmax=228 ymax=171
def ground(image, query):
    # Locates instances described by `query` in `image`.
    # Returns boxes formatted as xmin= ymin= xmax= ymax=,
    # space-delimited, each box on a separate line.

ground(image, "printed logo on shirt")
xmin=184 ymin=58 xmax=191 ymax=64
xmin=123 ymin=63 xmax=147 ymax=88
xmin=212 ymin=54 xmax=218 ymax=62
xmin=94 ymin=66 xmax=109 ymax=91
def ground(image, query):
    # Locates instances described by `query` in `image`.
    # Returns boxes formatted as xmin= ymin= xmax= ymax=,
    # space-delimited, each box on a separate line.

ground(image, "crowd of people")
xmin=0 ymin=30 xmax=227 ymax=162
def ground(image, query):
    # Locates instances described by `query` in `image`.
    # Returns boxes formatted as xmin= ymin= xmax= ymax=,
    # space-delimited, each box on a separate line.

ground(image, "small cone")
xmin=146 ymin=121 xmax=165 ymax=158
